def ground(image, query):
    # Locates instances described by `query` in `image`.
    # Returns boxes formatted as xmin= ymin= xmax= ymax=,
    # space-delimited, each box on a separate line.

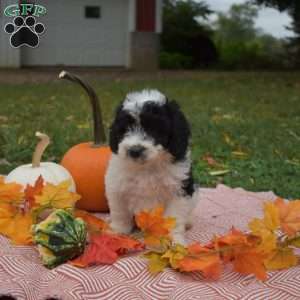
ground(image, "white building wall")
xmin=156 ymin=0 xmax=163 ymax=33
xmin=126 ymin=0 xmax=136 ymax=67
xmin=128 ymin=0 xmax=136 ymax=33
xmin=0 ymin=0 xmax=21 ymax=67
xmin=22 ymin=0 xmax=130 ymax=67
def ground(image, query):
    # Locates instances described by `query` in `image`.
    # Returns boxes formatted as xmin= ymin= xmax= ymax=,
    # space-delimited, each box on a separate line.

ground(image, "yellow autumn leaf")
xmin=249 ymin=218 xmax=266 ymax=235
xmin=249 ymin=202 xmax=280 ymax=254
xmin=161 ymin=244 xmax=188 ymax=269
xmin=0 ymin=203 xmax=16 ymax=236
xmin=290 ymin=237 xmax=300 ymax=247
xmin=263 ymin=202 xmax=280 ymax=231
xmin=249 ymin=219 xmax=277 ymax=253
xmin=0 ymin=203 xmax=33 ymax=245
xmin=144 ymin=235 xmax=162 ymax=247
xmin=0 ymin=176 xmax=24 ymax=204
xmin=143 ymin=235 xmax=172 ymax=250
xmin=259 ymin=231 xmax=277 ymax=254
xmin=11 ymin=213 xmax=33 ymax=245
xmin=144 ymin=252 xmax=169 ymax=273
xmin=35 ymin=180 xmax=80 ymax=209
xmin=264 ymin=247 xmax=298 ymax=270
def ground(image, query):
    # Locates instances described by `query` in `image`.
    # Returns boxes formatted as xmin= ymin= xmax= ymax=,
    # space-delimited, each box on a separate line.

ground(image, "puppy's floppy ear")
xmin=109 ymin=104 xmax=123 ymax=153
xmin=166 ymin=100 xmax=191 ymax=161
xmin=109 ymin=104 xmax=136 ymax=153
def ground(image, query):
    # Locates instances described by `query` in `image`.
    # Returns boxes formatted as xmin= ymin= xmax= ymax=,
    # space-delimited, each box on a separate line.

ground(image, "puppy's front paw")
xmin=172 ymin=233 xmax=187 ymax=246
xmin=110 ymin=221 xmax=133 ymax=235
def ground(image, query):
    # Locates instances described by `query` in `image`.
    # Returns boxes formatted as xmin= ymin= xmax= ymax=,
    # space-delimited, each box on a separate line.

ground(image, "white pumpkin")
xmin=5 ymin=132 xmax=76 ymax=192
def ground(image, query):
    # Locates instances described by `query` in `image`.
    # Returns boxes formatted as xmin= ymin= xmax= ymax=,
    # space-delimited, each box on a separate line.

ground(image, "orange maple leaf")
xmin=275 ymin=198 xmax=300 ymax=236
xmin=24 ymin=176 xmax=44 ymax=210
xmin=217 ymin=227 xmax=249 ymax=247
xmin=135 ymin=206 xmax=176 ymax=246
xmin=178 ymin=243 xmax=222 ymax=280
xmin=0 ymin=203 xmax=33 ymax=245
xmin=215 ymin=228 xmax=254 ymax=262
xmin=74 ymin=209 xmax=109 ymax=233
xmin=0 ymin=203 xmax=16 ymax=233
xmin=70 ymin=233 xmax=144 ymax=268
xmin=0 ymin=176 xmax=24 ymax=204
xmin=213 ymin=228 xmax=267 ymax=280
xmin=233 ymin=248 xmax=267 ymax=281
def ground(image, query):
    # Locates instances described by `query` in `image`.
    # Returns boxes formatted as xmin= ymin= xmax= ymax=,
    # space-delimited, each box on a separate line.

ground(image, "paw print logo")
xmin=4 ymin=16 xmax=45 ymax=48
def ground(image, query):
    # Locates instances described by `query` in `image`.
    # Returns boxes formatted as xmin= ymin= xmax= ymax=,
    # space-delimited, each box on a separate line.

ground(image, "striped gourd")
xmin=33 ymin=209 xmax=87 ymax=268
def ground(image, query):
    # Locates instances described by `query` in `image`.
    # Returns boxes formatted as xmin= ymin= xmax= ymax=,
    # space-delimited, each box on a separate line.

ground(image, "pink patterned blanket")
xmin=1 ymin=185 xmax=299 ymax=300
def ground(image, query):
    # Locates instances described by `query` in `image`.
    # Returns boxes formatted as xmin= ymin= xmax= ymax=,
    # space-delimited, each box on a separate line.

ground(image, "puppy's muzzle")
xmin=127 ymin=145 xmax=146 ymax=159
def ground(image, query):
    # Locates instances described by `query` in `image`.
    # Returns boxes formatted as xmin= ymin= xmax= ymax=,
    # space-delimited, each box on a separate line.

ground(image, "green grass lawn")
xmin=0 ymin=71 xmax=299 ymax=198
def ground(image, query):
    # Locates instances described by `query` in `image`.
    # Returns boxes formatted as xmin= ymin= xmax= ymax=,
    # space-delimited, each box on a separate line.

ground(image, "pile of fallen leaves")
xmin=0 ymin=176 xmax=80 ymax=245
xmin=1 ymin=176 xmax=300 ymax=281
xmin=0 ymin=176 xmax=144 ymax=267
xmin=138 ymin=201 xmax=300 ymax=280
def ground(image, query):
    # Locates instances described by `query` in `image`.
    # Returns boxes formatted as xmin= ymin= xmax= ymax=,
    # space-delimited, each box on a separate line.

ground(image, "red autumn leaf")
xmin=107 ymin=234 xmax=145 ymax=255
xmin=71 ymin=242 xmax=118 ymax=267
xmin=24 ymin=176 xmax=44 ymax=210
xmin=202 ymin=154 xmax=218 ymax=166
xmin=70 ymin=233 xmax=144 ymax=268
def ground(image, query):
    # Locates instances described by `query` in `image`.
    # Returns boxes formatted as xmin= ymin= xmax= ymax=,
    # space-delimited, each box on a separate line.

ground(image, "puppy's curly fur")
xmin=105 ymin=90 xmax=198 ymax=244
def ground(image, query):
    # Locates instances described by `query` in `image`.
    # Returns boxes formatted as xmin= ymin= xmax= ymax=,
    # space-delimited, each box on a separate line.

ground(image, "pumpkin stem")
xmin=32 ymin=132 xmax=50 ymax=168
xmin=59 ymin=71 xmax=106 ymax=147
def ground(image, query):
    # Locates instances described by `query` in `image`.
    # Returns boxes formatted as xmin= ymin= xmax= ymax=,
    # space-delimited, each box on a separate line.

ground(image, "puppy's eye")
xmin=117 ymin=114 xmax=135 ymax=125
xmin=114 ymin=113 xmax=136 ymax=136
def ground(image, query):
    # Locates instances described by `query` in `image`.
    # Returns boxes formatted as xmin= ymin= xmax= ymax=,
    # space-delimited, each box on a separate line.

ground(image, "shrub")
xmin=215 ymin=40 xmax=286 ymax=70
xmin=159 ymin=52 xmax=194 ymax=69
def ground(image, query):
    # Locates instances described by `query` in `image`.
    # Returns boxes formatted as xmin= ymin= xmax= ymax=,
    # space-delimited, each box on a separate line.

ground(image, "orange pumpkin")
xmin=59 ymin=71 xmax=111 ymax=212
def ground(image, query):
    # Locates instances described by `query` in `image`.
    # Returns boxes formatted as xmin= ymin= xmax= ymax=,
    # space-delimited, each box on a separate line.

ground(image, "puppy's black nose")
xmin=127 ymin=145 xmax=146 ymax=159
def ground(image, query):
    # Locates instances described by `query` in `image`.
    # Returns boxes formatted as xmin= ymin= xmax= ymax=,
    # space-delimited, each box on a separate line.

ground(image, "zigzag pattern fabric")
xmin=1 ymin=185 xmax=300 ymax=300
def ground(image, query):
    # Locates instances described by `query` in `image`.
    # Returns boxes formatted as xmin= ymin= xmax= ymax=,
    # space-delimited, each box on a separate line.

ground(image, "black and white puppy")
xmin=105 ymin=89 xmax=197 ymax=244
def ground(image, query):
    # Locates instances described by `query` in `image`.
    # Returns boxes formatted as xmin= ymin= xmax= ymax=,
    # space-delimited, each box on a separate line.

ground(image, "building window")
xmin=85 ymin=6 xmax=101 ymax=19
